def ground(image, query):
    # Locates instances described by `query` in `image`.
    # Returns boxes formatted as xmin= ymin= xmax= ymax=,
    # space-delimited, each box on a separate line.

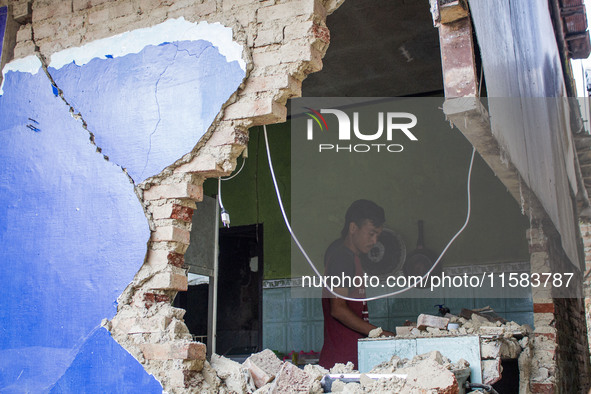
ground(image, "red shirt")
xmin=319 ymin=242 xmax=369 ymax=369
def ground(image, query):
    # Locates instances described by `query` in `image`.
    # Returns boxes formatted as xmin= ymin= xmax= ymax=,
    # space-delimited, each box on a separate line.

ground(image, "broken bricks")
xmin=417 ymin=313 xmax=450 ymax=330
xmin=244 ymin=348 xmax=284 ymax=388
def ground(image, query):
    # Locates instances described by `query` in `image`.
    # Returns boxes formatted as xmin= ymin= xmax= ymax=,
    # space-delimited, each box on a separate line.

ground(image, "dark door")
xmin=216 ymin=224 xmax=263 ymax=359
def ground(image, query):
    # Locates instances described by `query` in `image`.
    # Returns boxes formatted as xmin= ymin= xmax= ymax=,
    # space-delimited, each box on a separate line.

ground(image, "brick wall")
xmin=528 ymin=220 xmax=591 ymax=393
xmin=4 ymin=0 xmax=342 ymax=391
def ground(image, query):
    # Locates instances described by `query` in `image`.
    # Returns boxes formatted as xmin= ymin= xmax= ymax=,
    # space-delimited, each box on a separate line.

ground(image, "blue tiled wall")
xmin=262 ymin=286 xmax=533 ymax=353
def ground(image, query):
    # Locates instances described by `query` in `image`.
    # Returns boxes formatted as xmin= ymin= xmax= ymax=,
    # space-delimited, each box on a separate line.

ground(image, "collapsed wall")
xmin=1 ymin=0 xmax=343 ymax=391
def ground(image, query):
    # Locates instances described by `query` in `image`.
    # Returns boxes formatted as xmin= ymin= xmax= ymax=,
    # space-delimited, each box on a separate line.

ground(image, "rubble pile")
xmin=191 ymin=311 xmax=531 ymax=392
xmin=383 ymin=310 xmax=532 ymax=386
xmin=195 ymin=349 xmax=466 ymax=393
xmin=316 ymin=351 xmax=466 ymax=393
xmin=393 ymin=312 xmax=532 ymax=339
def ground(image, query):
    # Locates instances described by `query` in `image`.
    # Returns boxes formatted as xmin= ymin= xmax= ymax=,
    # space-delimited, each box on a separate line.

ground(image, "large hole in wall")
xmin=176 ymin=0 xmax=533 ymax=385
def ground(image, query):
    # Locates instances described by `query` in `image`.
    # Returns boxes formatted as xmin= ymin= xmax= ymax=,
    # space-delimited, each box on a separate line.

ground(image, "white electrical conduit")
xmin=221 ymin=157 xmax=246 ymax=181
xmin=217 ymin=177 xmax=225 ymax=211
xmin=263 ymin=124 xmax=476 ymax=301
xmin=217 ymin=156 xmax=247 ymax=228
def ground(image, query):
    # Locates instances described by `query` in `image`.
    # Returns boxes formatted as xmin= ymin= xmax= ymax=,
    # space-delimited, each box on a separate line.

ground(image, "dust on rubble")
xmin=197 ymin=349 xmax=466 ymax=393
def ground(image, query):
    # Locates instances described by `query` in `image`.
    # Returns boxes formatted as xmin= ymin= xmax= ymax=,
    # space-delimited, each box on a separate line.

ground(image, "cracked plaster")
xmin=0 ymin=17 xmax=244 ymax=392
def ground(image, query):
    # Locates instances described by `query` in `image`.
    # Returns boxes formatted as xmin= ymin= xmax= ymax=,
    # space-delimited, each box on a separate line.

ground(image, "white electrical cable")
xmin=217 ymin=177 xmax=224 ymax=210
xmin=218 ymin=177 xmax=230 ymax=227
xmin=221 ymin=157 xmax=246 ymax=181
xmin=263 ymin=124 xmax=476 ymax=301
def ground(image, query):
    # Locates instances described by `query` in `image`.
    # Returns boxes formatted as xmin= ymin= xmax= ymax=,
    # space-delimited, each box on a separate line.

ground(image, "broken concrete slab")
xmin=270 ymin=361 xmax=314 ymax=393
xmin=244 ymin=358 xmax=272 ymax=389
xmin=368 ymin=327 xmax=383 ymax=338
xmin=417 ymin=314 xmax=450 ymax=330
xmin=210 ymin=353 xmax=255 ymax=393
xmin=244 ymin=349 xmax=284 ymax=380
xmin=401 ymin=358 xmax=460 ymax=394
xmin=482 ymin=358 xmax=502 ymax=385
xmin=396 ymin=326 xmax=414 ymax=336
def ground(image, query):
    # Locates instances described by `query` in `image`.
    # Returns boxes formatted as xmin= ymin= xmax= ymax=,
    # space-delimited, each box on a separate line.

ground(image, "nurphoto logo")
xmin=305 ymin=108 xmax=418 ymax=153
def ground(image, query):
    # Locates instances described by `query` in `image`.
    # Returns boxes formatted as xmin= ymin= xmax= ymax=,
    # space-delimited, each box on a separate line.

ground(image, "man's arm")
xmin=329 ymin=288 xmax=394 ymax=336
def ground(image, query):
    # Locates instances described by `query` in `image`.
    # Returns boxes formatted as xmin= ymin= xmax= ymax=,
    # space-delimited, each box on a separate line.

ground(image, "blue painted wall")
xmin=51 ymin=40 xmax=245 ymax=183
xmin=0 ymin=6 xmax=6 ymax=57
xmin=0 ymin=38 xmax=244 ymax=392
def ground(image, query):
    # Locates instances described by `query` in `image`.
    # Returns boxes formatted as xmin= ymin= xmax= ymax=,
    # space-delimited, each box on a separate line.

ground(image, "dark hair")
xmin=340 ymin=199 xmax=385 ymax=238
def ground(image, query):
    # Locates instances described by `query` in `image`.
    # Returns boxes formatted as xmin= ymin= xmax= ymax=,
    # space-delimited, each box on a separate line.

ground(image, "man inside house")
xmin=319 ymin=199 xmax=395 ymax=369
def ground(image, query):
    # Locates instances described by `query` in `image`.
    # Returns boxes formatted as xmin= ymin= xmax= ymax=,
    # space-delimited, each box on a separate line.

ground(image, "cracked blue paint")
xmin=0 ymin=68 xmax=157 ymax=392
xmin=51 ymin=40 xmax=245 ymax=182
xmin=0 ymin=6 xmax=6 ymax=57
xmin=0 ymin=34 xmax=244 ymax=392
xmin=50 ymin=328 xmax=162 ymax=393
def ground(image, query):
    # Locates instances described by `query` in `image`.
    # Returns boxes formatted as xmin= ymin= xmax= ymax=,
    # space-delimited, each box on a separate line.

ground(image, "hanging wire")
xmin=263 ymin=124 xmax=476 ymax=301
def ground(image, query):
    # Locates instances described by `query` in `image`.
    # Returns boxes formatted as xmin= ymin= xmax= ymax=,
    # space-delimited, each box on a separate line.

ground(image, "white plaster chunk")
xmin=532 ymin=366 xmax=549 ymax=382
xmin=482 ymin=359 xmax=502 ymax=385
xmin=368 ymin=327 xmax=383 ymax=338
xmin=481 ymin=340 xmax=502 ymax=359
xmin=210 ymin=353 xmax=255 ymax=393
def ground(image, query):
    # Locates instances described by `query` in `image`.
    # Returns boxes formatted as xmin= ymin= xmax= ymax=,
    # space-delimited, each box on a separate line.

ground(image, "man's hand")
xmin=329 ymin=288 xmax=379 ymax=336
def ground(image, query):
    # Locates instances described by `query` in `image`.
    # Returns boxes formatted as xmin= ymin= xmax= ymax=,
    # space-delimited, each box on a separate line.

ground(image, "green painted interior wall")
xmin=204 ymin=119 xmax=530 ymax=280
xmin=203 ymin=123 xmax=291 ymax=279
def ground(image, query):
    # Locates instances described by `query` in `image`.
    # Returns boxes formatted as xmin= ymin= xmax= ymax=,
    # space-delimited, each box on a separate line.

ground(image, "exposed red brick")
xmin=312 ymin=24 xmax=330 ymax=43
xmin=144 ymin=292 xmax=171 ymax=304
xmin=531 ymin=383 xmax=555 ymax=394
xmin=171 ymin=204 xmax=194 ymax=222
xmin=534 ymin=303 xmax=555 ymax=313
xmin=535 ymin=332 xmax=557 ymax=341
xmin=144 ymin=292 xmax=171 ymax=309
xmin=168 ymin=252 xmax=185 ymax=268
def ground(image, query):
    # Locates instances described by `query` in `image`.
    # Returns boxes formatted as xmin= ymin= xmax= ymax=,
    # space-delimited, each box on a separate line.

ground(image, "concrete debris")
xmin=417 ymin=313 xmax=450 ymax=330
xmin=394 ymin=313 xmax=532 ymax=338
xmin=330 ymin=362 xmax=356 ymax=374
xmin=270 ymin=361 xmax=314 ymax=393
xmin=401 ymin=358 xmax=459 ymax=393
xmin=358 ymin=373 xmax=406 ymax=393
xmin=395 ymin=326 xmax=413 ymax=336
xmin=253 ymin=382 xmax=272 ymax=394
xmin=304 ymin=364 xmax=329 ymax=381
xmin=244 ymin=358 xmax=272 ymax=389
xmin=207 ymin=349 xmax=469 ymax=393
xmin=481 ymin=337 xmax=522 ymax=360
xmin=245 ymin=349 xmax=284 ymax=378
xmin=369 ymin=355 xmax=403 ymax=374
xmin=326 ymin=351 xmax=464 ymax=393
xmin=481 ymin=358 xmax=502 ymax=385
xmin=368 ymin=327 xmax=383 ymax=338
xmin=200 ymin=361 xmax=222 ymax=391
xmin=210 ymin=353 xmax=255 ymax=393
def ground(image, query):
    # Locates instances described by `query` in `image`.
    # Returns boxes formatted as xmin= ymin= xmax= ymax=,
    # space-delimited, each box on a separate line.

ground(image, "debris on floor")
xmin=194 ymin=311 xmax=531 ymax=392
xmin=365 ymin=310 xmax=533 ymax=388
xmin=198 ymin=348 xmax=468 ymax=393
xmin=392 ymin=310 xmax=531 ymax=338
